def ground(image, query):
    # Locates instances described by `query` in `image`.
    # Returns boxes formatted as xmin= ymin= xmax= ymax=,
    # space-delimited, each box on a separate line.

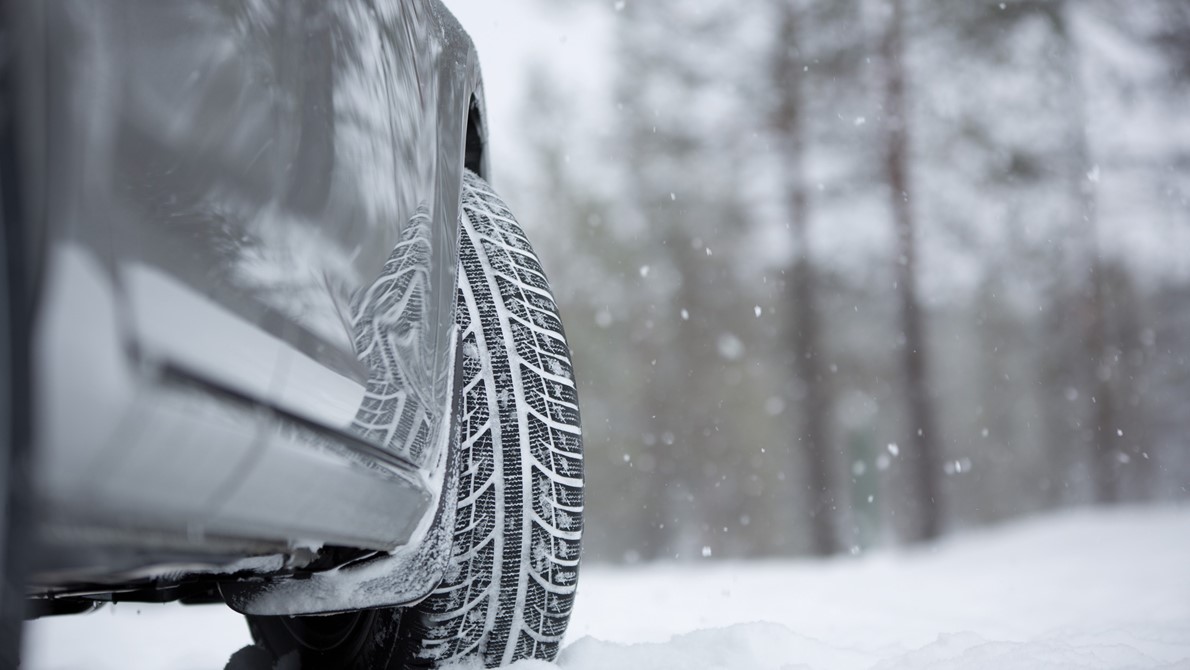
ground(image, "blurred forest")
xmin=498 ymin=0 xmax=1190 ymax=563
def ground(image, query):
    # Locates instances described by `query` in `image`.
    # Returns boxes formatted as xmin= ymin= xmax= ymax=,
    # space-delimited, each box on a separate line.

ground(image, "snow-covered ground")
xmin=24 ymin=506 xmax=1190 ymax=669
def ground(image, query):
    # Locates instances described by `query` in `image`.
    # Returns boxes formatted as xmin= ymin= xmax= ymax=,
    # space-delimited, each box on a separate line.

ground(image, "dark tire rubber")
xmin=248 ymin=171 xmax=583 ymax=669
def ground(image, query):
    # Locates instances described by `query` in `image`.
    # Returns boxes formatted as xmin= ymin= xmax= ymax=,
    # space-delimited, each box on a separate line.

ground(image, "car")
xmin=0 ymin=1 xmax=584 ymax=667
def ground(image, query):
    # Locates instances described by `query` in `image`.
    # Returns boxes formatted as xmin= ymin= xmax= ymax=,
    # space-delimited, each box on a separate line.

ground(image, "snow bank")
xmin=24 ymin=506 xmax=1190 ymax=669
xmin=500 ymin=506 xmax=1190 ymax=670
xmin=495 ymin=626 xmax=1184 ymax=670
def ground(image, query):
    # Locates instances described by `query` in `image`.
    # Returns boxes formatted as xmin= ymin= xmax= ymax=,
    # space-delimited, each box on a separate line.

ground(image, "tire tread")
xmin=402 ymin=171 xmax=583 ymax=668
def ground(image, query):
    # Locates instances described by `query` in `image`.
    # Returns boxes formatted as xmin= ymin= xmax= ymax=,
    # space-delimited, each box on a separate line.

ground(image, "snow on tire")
xmin=401 ymin=170 xmax=584 ymax=668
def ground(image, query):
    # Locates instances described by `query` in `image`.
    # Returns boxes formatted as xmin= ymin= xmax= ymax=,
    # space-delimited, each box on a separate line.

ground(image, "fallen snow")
xmin=24 ymin=506 xmax=1190 ymax=669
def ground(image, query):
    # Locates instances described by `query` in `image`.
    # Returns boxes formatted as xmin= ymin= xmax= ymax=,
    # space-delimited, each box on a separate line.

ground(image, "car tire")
xmin=400 ymin=169 xmax=584 ymax=667
xmin=247 ymin=170 xmax=584 ymax=669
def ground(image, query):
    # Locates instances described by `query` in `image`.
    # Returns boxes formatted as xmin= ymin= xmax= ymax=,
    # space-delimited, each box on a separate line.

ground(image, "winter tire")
xmin=247 ymin=170 xmax=584 ymax=669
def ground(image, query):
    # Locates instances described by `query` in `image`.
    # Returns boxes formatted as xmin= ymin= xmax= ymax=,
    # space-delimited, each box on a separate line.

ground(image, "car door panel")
xmin=27 ymin=0 xmax=481 ymax=560
xmin=42 ymin=0 xmax=464 ymax=446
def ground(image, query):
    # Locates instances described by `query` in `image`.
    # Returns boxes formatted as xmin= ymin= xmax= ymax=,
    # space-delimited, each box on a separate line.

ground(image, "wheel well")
xmin=464 ymin=96 xmax=487 ymax=180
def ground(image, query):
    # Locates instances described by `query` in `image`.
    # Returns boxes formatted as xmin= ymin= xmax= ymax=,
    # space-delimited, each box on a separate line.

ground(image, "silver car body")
xmin=15 ymin=0 xmax=487 ymax=614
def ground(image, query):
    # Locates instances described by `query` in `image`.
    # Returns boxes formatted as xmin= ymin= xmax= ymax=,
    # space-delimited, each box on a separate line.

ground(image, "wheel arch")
xmin=465 ymin=93 xmax=489 ymax=182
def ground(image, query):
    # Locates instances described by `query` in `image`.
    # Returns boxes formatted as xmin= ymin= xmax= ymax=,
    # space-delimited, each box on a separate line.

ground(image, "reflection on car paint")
xmin=55 ymin=0 xmax=462 ymax=428
xmin=350 ymin=206 xmax=447 ymax=468
xmin=30 ymin=0 xmax=482 ymax=572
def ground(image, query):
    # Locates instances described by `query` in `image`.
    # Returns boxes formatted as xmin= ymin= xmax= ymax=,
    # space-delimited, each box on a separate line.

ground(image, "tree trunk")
xmin=1056 ymin=2 xmax=1117 ymax=503
xmin=1086 ymin=259 xmax=1119 ymax=503
xmin=772 ymin=1 xmax=838 ymax=556
xmin=880 ymin=0 xmax=942 ymax=542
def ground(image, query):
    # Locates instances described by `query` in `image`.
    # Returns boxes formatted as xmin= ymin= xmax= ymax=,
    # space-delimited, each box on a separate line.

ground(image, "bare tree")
xmin=769 ymin=0 xmax=838 ymax=556
xmin=879 ymin=0 xmax=942 ymax=542
xmin=1052 ymin=1 xmax=1118 ymax=503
